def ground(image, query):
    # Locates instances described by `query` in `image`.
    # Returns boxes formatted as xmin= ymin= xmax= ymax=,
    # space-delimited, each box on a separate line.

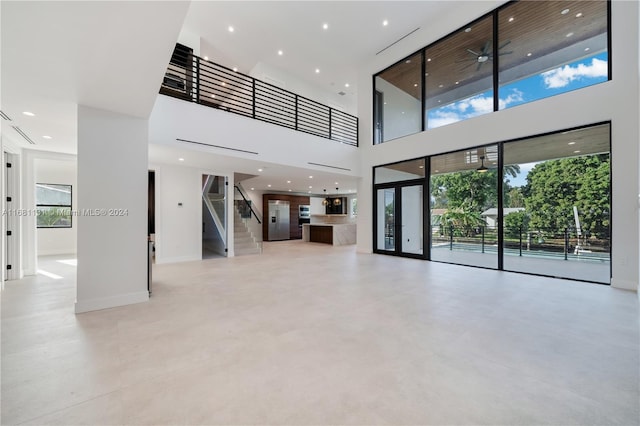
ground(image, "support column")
xmin=76 ymin=105 xmax=148 ymax=313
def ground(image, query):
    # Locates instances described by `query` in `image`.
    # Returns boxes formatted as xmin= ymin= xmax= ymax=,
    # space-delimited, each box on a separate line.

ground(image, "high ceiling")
xmin=0 ymin=1 xmax=493 ymax=194
xmin=1 ymin=1 xmax=190 ymax=153
xmin=182 ymin=1 xmax=457 ymax=106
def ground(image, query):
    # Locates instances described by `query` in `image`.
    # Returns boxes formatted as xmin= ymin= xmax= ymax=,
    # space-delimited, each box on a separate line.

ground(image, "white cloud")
xmin=428 ymin=89 xmax=523 ymax=129
xmin=541 ymin=58 xmax=608 ymax=89
xmin=498 ymin=89 xmax=524 ymax=110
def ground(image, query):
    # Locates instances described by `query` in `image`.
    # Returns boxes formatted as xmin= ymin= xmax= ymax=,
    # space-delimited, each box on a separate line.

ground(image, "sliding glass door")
xmin=430 ymin=145 xmax=499 ymax=269
xmin=502 ymin=124 xmax=611 ymax=283
xmin=373 ymin=123 xmax=610 ymax=284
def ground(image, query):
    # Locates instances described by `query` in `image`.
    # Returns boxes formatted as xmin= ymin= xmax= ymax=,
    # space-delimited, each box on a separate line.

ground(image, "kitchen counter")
xmin=302 ymin=223 xmax=356 ymax=246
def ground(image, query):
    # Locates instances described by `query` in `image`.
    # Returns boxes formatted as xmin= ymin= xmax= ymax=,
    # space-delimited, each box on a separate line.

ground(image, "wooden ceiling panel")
xmin=377 ymin=0 xmax=608 ymax=102
xmin=430 ymin=124 xmax=610 ymax=176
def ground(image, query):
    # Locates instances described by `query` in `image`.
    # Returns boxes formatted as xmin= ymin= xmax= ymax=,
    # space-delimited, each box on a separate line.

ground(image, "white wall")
xmin=35 ymin=159 xmax=77 ymax=256
xmin=76 ymin=106 xmax=148 ymax=313
xmin=250 ymin=62 xmax=356 ymax=115
xmin=310 ymin=196 xmax=324 ymax=215
xmin=376 ymin=77 xmax=422 ymax=142
xmin=177 ymin=28 xmax=201 ymax=56
xmin=357 ymin=1 xmax=640 ymax=291
xmin=149 ymin=96 xmax=361 ymax=180
xmin=152 ymin=163 xmax=236 ymax=264
xmin=153 ymin=164 xmax=202 ymax=263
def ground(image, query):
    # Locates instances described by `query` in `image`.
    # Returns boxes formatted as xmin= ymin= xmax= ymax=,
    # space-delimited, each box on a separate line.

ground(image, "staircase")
xmin=234 ymin=207 xmax=261 ymax=256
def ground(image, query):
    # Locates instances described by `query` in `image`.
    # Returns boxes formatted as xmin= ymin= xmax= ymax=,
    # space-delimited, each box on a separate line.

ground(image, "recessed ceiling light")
xmin=22 ymin=111 xmax=35 ymax=116
xmin=221 ymin=82 xmax=226 ymax=86
xmin=439 ymin=84 xmax=444 ymax=88
xmin=419 ymin=165 xmax=424 ymax=169
xmin=345 ymin=83 xmax=350 ymax=88
xmin=228 ymin=26 xmax=235 ymax=32
xmin=435 ymin=170 xmax=439 ymax=173
xmin=405 ymin=59 xmax=411 ymax=64
xmin=315 ymin=68 xmax=320 ymax=74
xmin=178 ymin=158 xmax=184 ymax=162
xmin=309 ymin=186 xmax=312 ymax=189
xmin=455 ymin=81 xmax=460 ymax=85
xmin=258 ymin=168 xmax=263 ymax=172
xmin=309 ymin=175 xmax=313 ymax=179
xmin=382 ymin=19 xmax=388 ymax=26
xmin=288 ymin=189 xmax=292 ymax=192
xmin=308 ymin=191 xmax=311 ymax=194
xmin=561 ymin=8 xmax=570 ymax=15
xmin=527 ymin=52 xmax=532 ymax=57
xmin=401 ymin=111 xmax=405 ymax=114
xmin=508 ymin=17 xmax=515 ymax=22
xmin=425 ymin=73 xmax=429 ymax=77
xmin=568 ymin=141 xmax=576 ymax=145
xmin=464 ymin=27 xmax=471 ymax=33
xmin=584 ymin=47 xmax=590 ymax=52
xmin=233 ymin=67 xmax=238 ymax=72
xmin=268 ymin=184 xmax=272 ymax=187
xmin=278 ymin=50 xmax=283 ymax=56
xmin=322 ymin=23 xmax=329 ymax=30
xmin=576 ymin=12 xmax=583 ymax=18
xmin=383 ymin=102 xmax=387 ymax=105
xmin=413 ymin=83 xmax=418 ymax=87
xmin=438 ymin=100 xmax=442 ymax=103
xmin=211 ymin=94 xmax=216 ymax=98
xmin=574 ymin=150 xmax=581 ymax=153
xmin=43 ymin=135 xmax=52 ymax=139
xmin=427 ymin=58 xmax=431 ymax=62
xmin=204 ymin=56 xmax=209 ymax=61
xmin=566 ymin=32 xmax=574 ymax=37
xmin=250 ymin=188 xmax=255 ymax=191
xmin=287 ymin=180 xmax=291 ymax=183
xmin=335 ymin=182 xmax=339 ymax=185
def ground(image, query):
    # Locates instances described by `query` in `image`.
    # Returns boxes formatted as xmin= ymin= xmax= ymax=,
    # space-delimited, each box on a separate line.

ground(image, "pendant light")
xmin=333 ymin=188 xmax=341 ymax=205
xmin=477 ymin=156 xmax=488 ymax=173
xmin=322 ymin=189 xmax=329 ymax=205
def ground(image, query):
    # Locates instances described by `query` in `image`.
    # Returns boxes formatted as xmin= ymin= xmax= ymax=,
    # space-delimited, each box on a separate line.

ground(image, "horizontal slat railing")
xmin=160 ymin=50 xmax=358 ymax=146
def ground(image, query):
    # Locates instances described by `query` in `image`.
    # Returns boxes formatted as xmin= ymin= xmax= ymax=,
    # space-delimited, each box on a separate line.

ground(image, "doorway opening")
xmin=202 ymin=174 xmax=227 ymax=259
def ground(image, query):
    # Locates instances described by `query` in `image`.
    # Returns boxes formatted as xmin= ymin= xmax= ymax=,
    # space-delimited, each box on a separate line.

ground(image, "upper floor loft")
xmin=160 ymin=44 xmax=359 ymax=147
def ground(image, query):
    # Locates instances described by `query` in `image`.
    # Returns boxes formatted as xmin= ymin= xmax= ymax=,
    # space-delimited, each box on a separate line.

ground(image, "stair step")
xmin=235 ymin=237 xmax=255 ymax=244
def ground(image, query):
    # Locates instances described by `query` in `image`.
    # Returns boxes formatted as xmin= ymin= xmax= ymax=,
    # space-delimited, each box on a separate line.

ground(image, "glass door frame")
xmin=371 ymin=122 xmax=611 ymax=285
xmin=373 ymin=178 xmax=429 ymax=260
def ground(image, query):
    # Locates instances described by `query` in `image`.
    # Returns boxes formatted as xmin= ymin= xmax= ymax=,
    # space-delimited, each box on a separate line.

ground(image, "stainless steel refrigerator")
xmin=268 ymin=200 xmax=290 ymax=241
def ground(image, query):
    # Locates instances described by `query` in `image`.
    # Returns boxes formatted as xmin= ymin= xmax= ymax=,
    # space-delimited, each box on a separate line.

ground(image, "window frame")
xmin=372 ymin=0 xmax=611 ymax=144
xmin=36 ymin=183 xmax=73 ymax=229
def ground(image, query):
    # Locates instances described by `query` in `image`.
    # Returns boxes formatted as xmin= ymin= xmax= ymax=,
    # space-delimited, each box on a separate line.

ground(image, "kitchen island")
xmin=302 ymin=223 xmax=356 ymax=246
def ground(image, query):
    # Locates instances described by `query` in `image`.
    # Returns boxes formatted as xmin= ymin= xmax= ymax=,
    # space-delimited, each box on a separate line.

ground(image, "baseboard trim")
xmin=610 ymin=278 xmax=638 ymax=292
xmin=75 ymin=291 xmax=149 ymax=314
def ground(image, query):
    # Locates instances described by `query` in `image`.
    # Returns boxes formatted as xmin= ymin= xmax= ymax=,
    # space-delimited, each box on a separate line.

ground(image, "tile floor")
xmin=1 ymin=241 xmax=639 ymax=425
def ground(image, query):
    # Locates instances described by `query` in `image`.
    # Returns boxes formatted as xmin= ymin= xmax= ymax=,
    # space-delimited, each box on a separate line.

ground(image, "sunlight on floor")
xmin=56 ymin=259 xmax=77 ymax=266
xmin=35 ymin=269 xmax=63 ymax=280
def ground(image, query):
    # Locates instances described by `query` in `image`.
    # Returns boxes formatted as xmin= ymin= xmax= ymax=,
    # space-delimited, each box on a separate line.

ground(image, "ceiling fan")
xmin=457 ymin=40 xmax=513 ymax=71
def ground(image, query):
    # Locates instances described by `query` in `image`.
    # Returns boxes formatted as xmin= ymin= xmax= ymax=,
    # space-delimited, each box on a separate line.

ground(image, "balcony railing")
xmin=160 ymin=48 xmax=358 ymax=147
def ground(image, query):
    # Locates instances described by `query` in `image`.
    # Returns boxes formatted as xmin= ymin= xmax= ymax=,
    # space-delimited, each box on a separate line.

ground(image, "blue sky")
xmin=427 ymin=51 xmax=609 ymax=130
